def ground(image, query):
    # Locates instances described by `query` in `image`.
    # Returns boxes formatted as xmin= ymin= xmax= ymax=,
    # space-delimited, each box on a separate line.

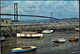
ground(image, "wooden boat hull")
xmin=68 ymin=38 xmax=78 ymax=41
xmin=12 ymin=46 xmax=37 ymax=53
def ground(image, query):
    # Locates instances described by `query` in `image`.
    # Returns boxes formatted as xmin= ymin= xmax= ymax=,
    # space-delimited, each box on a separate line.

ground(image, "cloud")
xmin=1 ymin=1 xmax=79 ymax=20
xmin=1 ymin=4 xmax=14 ymax=14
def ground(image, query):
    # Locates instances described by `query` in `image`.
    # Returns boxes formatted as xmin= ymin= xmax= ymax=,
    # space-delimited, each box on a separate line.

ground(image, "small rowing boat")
xmin=42 ymin=30 xmax=53 ymax=33
xmin=68 ymin=38 xmax=78 ymax=41
xmin=0 ymin=32 xmax=5 ymax=41
xmin=51 ymin=38 xmax=66 ymax=43
xmin=0 ymin=36 xmax=5 ymax=41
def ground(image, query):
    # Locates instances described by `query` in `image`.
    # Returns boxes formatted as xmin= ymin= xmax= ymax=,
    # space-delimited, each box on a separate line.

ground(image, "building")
xmin=1 ymin=18 xmax=11 ymax=25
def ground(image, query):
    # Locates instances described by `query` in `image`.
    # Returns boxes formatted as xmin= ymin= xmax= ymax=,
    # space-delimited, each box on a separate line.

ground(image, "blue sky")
xmin=1 ymin=1 xmax=79 ymax=20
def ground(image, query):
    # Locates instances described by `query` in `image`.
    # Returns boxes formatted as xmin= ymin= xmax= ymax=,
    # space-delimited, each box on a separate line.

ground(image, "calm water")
xmin=11 ymin=21 xmax=57 ymax=24
xmin=1 ymin=31 xmax=79 ymax=54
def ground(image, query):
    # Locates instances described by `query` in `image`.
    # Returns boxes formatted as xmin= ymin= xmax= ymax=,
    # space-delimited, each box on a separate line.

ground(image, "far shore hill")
xmin=11 ymin=18 xmax=79 ymax=23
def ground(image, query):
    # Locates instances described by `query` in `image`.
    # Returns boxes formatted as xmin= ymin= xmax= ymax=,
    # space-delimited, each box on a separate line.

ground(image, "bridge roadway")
xmin=1 ymin=13 xmax=56 ymax=19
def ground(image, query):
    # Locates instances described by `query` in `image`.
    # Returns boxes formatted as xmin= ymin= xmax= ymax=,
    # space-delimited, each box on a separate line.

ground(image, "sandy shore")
xmin=1 ymin=31 xmax=79 ymax=54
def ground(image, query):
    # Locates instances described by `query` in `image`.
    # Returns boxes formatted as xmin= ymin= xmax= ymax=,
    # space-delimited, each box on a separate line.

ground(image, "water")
xmin=11 ymin=21 xmax=57 ymax=24
xmin=1 ymin=31 xmax=79 ymax=54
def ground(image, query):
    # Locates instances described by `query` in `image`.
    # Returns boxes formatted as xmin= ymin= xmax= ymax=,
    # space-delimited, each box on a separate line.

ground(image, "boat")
xmin=51 ymin=38 xmax=66 ymax=43
xmin=75 ymin=37 xmax=79 ymax=39
xmin=42 ymin=30 xmax=53 ymax=33
xmin=17 ymin=32 xmax=43 ymax=38
xmin=68 ymin=28 xmax=79 ymax=42
xmin=70 ymin=20 xmax=79 ymax=52
xmin=0 ymin=36 xmax=5 ymax=41
xmin=0 ymin=32 xmax=5 ymax=41
xmin=12 ymin=14 xmax=37 ymax=53
xmin=68 ymin=38 xmax=78 ymax=41
xmin=75 ymin=28 xmax=79 ymax=31
xmin=12 ymin=46 xmax=37 ymax=53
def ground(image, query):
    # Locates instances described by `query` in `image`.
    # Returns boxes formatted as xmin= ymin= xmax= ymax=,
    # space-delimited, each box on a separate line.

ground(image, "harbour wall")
xmin=1 ymin=22 xmax=79 ymax=37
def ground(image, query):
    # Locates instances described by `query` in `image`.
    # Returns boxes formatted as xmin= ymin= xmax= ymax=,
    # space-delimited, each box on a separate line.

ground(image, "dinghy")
xmin=42 ymin=30 xmax=53 ymax=33
xmin=0 ymin=32 xmax=5 ymax=41
xmin=68 ymin=38 xmax=78 ymax=41
xmin=0 ymin=36 xmax=5 ymax=41
xmin=51 ymin=38 xmax=66 ymax=43
xmin=68 ymin=28 xmax=79 ymax=42
xmin=12 ymin=14 xmax=37 ymax=53
xmin=12 ymin=46 xmax=37 ymax=53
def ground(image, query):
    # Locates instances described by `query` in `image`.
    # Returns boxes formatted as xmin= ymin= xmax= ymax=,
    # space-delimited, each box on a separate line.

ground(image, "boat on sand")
xmin=51 ymin=38 xmax=66 ymax=43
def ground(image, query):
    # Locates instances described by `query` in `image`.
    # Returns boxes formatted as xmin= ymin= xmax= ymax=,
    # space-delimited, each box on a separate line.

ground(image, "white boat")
xmin=0 ymin=32 xmax=5 ymax=41
xmin=0 ymin=36 xmax=5 ymax=41
xmin=17 ymin=32 xmax=43 ymax=38
xmin=75 ymin=37 xmax=79 ymax=39
xmin=42 ymin=30 xmax=53 ymax=33
xmin=75 ymin=28 xmax=79 ymax=31
xmin=51 ymin=38 xmax=66 ymax=43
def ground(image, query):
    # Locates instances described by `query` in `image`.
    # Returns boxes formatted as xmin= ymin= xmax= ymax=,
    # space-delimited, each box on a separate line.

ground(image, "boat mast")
xmin=34 ymin=16 xmax=35 ymax=24
xmin=20 ymin=14 xmax=21 ymax=48
xmin=71 ymin=17 xmax=76 ymax=52
xmin=71 ymin=29 xmax=74 ymax=52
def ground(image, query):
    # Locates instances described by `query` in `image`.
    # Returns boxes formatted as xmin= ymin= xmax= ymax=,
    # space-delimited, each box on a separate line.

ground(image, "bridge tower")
xmin=14 ymin=3 xmax=18 ymax=22
xmin=49 ymin=12 xmax=53 ymax=23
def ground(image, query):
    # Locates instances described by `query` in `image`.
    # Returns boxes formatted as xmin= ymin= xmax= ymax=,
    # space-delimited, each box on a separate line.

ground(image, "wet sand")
xmin=1 ymin=31 xmax=79 ymax=54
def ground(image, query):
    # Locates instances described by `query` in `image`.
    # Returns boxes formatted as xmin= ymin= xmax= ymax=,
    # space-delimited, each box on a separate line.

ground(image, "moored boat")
xmin=68 ymin=38 xmax=78 ymax=41
xmin=75 ymin=37 xmax=79 ymax=39
xmin=0 ymin=32 xmax=5 ymax=41
xmin=51 ymin=38 xmax=66 ymax=43
xmin=0 ymin=36 xmax=5 ymax=41
xmin=12 ymin=14 xmax=37 ymax=53
xmin=12 ymin=46 xmax=37 ymax=53
xmin=42 ymin=30 xmax=53 ymax=33
xmin=75 ymin=28 xmax=79 ymax=31
xmin=17 ymin=32 xmax=43 ymax=38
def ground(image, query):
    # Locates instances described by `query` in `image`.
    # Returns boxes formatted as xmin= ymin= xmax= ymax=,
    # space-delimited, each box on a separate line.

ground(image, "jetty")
xmin=1 ymin=22 xmax=79 ymax=37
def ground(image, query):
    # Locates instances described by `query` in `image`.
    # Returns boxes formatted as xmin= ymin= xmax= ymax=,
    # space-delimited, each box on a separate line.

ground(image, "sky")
xmin=1 ymin=1 xmax=79 ymax=20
